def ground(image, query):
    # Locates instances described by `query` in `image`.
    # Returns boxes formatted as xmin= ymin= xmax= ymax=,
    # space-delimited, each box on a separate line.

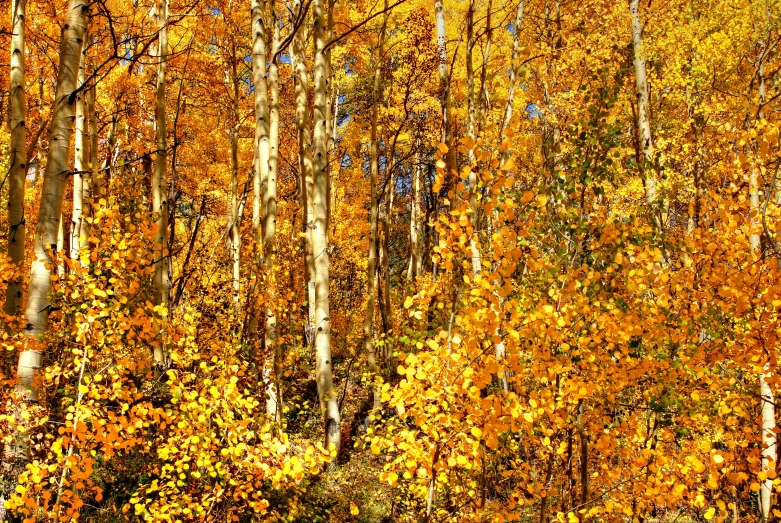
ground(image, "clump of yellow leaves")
xmin=130 ymin=327 xmax=329 ymax=522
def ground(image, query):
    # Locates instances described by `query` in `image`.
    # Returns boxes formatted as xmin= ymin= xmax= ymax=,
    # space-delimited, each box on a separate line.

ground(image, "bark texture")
xmin=152 ymin=0 xmax=171 ymax=369
xmin=289 ymin=8 xmax=316 ymax=348
xmin=5 ymin=0 xmax=27 ymax=320
xmin=630 ymin=0 xmax=660 ymax=227
xmin=20 ymin=0 xmax=88 ymax=401
xmin=313 ymin=0 xmax=340 ymax=455
xmin=265 ymin=2 xmax=281 ymax=419
xmin=251 ymin=0 xmax=271 ymax=340
xmin=71 ymin=25 xmax=89 ymax=261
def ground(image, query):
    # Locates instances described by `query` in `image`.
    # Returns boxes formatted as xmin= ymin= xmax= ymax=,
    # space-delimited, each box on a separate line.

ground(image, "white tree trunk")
xmin=466 ymin=0 xmax=481 ymax=277
xmin=434 ymin=0 xmax=455 ymax=174
xmin=630 ymin=0 xmax=659 ymax=224
xmin=289 ymin=8 xmax=316 ymax=348
xmin=87 ymin=34 xmax=99 ymax=203
xmin=500 ymin=0 xmax=524 ymax=151
xmin=381 ymin=169 xmax=395 ymax=337
xmin=20 ymin=0 xmax=88 ymax=401
xmin=325 ymin=0 xmax=334 ymax=241
xmin=313 ymin=0 xmax=340 ymax=456
xmin=152 ymin=0 xmax=171 ymax=369
xmin=5 ymin=0 xmax=27 ymax=320
xmin=264 ymin=2 xmax=281 ymax=419
xmin=753 ymin=46 xmax=776 ymax=521
xmin=407 ymin=149 xmax=422 ymax=282
xmin=251 ymin=0 xmax=271 ymax=339
xmin=71 ymin=26 xmax=89 ymax=262
xmin=229 ymin=39 xmax=242 ymax=311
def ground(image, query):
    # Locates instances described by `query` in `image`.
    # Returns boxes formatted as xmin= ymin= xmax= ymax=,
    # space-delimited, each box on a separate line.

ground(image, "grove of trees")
xmin=2 ymin=0 xmax=781 ymax=521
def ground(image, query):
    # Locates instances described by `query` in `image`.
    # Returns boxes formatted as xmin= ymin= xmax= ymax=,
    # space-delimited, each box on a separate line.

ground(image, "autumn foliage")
xmin=2 ymin=0 xmax=781 ymax=521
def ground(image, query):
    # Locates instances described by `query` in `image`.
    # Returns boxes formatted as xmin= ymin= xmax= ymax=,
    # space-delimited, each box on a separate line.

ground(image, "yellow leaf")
xmin=350 ymin=503 xmax=359 ymax=516
xmin=388 ymin=471 xmax=398 ymax=485
xmin=704 ymin=507 xmax=716 ymax=520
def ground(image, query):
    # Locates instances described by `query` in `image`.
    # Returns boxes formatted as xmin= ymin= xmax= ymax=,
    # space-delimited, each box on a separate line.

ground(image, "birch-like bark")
xmin=630 ymin=0 xmax=660 ymax=229
xmin=313 ymin=0 xmax=340 ymax=455
xmin=290 ymin=7 xmax=316 ymax=348
xmin=752 ymin=44 xmax=777 ymax=522
xmin=265 ymin=1 xmax=281 ymax=419
xmin=433 ymin=0 xmax=454 ymax=282
xmin=87 ymin=35 xmax=99 ymax=203
xmin=477 ymin=0 xmax=492 ymax=134
xmin=229 ymin=38 xmax=242 ymax=311
xmin=466 ymin=0 xmax=481 ymax=277
xmin=20 ymin=0 xmax=88 ymax=401
xmin=492 ymin=0 xmax=526 ymax=395
xmin=363 ymin=4 xmax=388 ymax=409
xmin=251 ymin=0 xmax=271 ymax=339
xmin=466 ymin=0 xmax=476 ymax=155
xmin=325 ymin=0 xmax=334 ymax=241
xmin=5 ymin=0 xmax=27 ymax=320
xmin=500 ymin=0 xmax=524 ymax=147
xmin=101 ymin=115 xmax=118 ymax=187
xmin=407 ymin=147 xmax=423 ymax=282
xmin=434 ymin=0 xmax=456 ymax=175
xmin=71 ymin=26 xmax=89 ymax=261
xmin=152 ymin=0 xmax=171 ymax=369
xmin=381 ymin=170 xmax=395 ymax=338
xmin=328 ymin=89 xmax=340 ymax=240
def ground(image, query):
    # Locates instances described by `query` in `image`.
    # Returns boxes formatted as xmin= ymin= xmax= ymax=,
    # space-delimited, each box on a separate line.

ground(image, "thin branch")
xmin=323 ymin=0 xmax=407 ymax=52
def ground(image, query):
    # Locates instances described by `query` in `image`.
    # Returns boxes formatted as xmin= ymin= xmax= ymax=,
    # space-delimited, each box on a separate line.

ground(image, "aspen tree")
xmin=500 ymin=0 xmax=524 ymax=147
xmin=228 ymin=36 xmax=241 ymax=310
xmin=5 ymin=0 xmax=27 ymax=319
xmin=325 ymin=0 xmax=334 ymax=241
xmin=19 ymin=0 xmax=88 ymax=400
xmin=251 ymin=0 xmax=271 ymax=339
xmin=752 ymin=36 xmax=776 ymax=521
xmin=313 ymin=0 xmax=340 ymax=455
xmin=71 ymin=25 xmax=89 ymax=261
xmin=289 ymin=3 xmax=316 ymax=347
xmin=477 ymin=0 xmax=491 ymax=135
xmin=264 ymin=0 xmax=282 ymax=419
xmin=466 ymin=0 xmax=480 ymax=277
xmin=540 ymin=0 xmax=561 ymax=179
xmin=152 ymin=0 xmax=171 ymax=369
xmin=87 ymin=31 xmax=98 ymax=202
xmin=434 ymin=0 xmax=456 ymax=175
xmin=630 ymin=0 xmax=661 ymax=229
xmin=363 ymin=2 xmax=389 ymax=409
xmin=407 ymin=147 xmax=423 ymax=282
xmin=381 ymin=170 xmax=395 ymax=336
xmin=379 ymin=82 xmax=398 ymax=337
xmin=433 ymin=0 xmax=454 ymax=282
xmin=495 ymin=0 xmax=520 ymax=396
xmin=466 ymin=0 xmax=476 ymax=154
